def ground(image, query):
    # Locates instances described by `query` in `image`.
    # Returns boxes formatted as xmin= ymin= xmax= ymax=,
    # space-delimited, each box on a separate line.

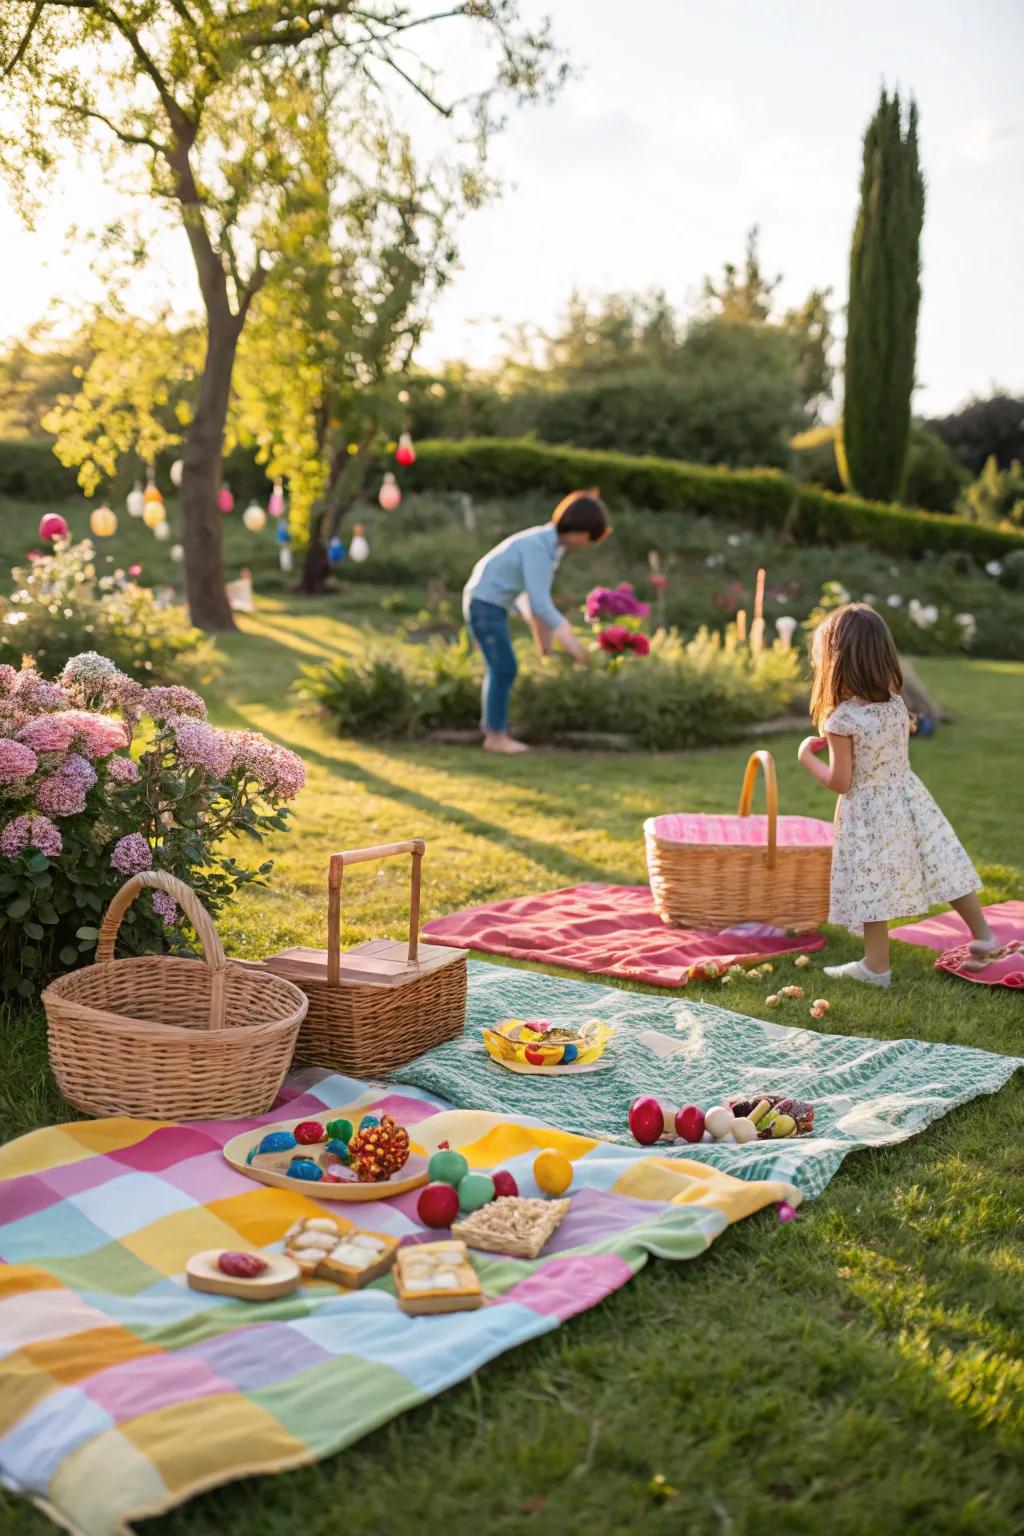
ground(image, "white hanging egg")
xmin=127 ymin=482 xmax=145 ymax=518
xmin=170 ymin=459 xmax=184 ymax=487
xmin=153 ymin=519 xmax=170 ymax=541
xmin=242 ymin=501 xmax=267 ymax=532
xmin=170 ymin=544 xmax=184 ymax=563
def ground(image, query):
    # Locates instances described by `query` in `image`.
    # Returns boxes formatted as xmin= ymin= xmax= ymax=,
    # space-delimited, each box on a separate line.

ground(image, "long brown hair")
xmin=810 ymin=604 xmax=902 ymax=728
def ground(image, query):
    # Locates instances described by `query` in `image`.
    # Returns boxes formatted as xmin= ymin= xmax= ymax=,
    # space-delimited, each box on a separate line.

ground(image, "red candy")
xmin=628 ymin=1095 xmax=664 ymax=1146
xmin=491 ymin=1170 xmax=519 ymax=1198
xmin=674 ymin=1105 xmax=706 ymax=1143
xmin=417 ymin=1181 xmax=461 ymax=1229
xmin=524 ymin=1047 xmax=547 ymax=1065
xmin=293 ymin=1120 xmax=326 ymax=1145
xmin=217 ymin=1251 xmax=268 ymax=1278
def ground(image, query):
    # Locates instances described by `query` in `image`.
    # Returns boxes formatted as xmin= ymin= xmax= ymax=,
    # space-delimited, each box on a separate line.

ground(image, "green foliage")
xmin=956 ymin=456 xmax=1024 ymax=527
xmin=0 ymin=438 xmax=80 ymax=501
xmin=929 ymin=391 xmax=1024 ymax=475
xmin=794 ymin=424 xmax=969 ymax=513
xmin=842 ymin=90 xmax=925 ymax=501
xmin=401 ymin=437 xmax=1024 ymax=562
xmin=299 ymin=626 xmax=802 ymax=750
xmin=0 ymin=539 xmax=215 ymax=682
xmin=997 ymin=549 xmax=1024 ymax=591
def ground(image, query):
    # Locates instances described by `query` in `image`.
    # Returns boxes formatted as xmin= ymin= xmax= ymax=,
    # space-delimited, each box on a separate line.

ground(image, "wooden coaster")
xmin=185 ymin=1249 xmax=302 ymax=1301
xmin=452 ymin=1197 xmax=570 ymax=1260
xmin=394 ymin=1239 xmax=483 ymax=1315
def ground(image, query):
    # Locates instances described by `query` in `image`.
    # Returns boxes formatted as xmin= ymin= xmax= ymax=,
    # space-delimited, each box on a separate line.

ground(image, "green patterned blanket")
xmin=389 ymin=962 xmax=1022 ymax=1199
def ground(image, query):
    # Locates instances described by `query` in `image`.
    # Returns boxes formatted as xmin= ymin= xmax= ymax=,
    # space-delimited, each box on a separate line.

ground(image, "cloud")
xmin=952 ymin=117 xmax=1016 ymax=164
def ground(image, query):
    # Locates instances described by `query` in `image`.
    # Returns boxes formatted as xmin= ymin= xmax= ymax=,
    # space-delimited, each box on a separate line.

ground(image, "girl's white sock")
xmin=823 ymin=958 xmax=891 ymax=988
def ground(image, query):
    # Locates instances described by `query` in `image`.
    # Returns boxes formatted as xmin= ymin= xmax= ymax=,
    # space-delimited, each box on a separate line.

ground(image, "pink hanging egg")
xmin=39 ymin=513 xmax=69 ymax=542
xmin=628 ymin=1095 xmax=664 ymax=1146
xmin=218 ymin=486 xmax=235 ymax=514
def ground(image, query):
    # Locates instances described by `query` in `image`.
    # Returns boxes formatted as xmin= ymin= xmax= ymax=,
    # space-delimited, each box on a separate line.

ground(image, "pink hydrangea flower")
xmin=59 ymin=653 xmax=123 ymax=702
xmin=12 ymin=673 xmax=67 ymax=713
xmin=171 ymin=718 xmax=234 ymax=778
xmin=0 ymin=665 xmax=17 ymax=696
xmin=54 ymin=711 xmax=129 ymax=759
xmin=231 ymin=731 xmax=305 ymax=800
xmin=60 ymin=753 xmax=98 ymax=790
xmin=110 ymin=833 xmax=152 ymax=875
xmin=0 ymin=814 xmax=62 ymax=858
xmin=106 ymin=755 xmax=140 ymax=784
xmin=146 ymin=685 xmax=207 ymax=720
xmin=151 ymin=890 xmax=178 ymax=926
xmin=16 ymin=716 xmax=79 ymax=753
xmin=35 ymin=776 xmax=88 ymax=817
xmin=0 ymin=738 xmax=39 ymax=784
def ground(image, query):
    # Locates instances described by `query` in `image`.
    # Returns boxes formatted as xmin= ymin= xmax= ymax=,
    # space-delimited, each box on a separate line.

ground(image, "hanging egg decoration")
xmin=395 ymin=431 xmax=415 ymax=467
xmin=89 ymin=503 xmax=117 ymax=538
xmin=242 ymin=501 xmax=267 ymax=533
xmin=348 ymin=523 xmax=370 ymax=563
xmin=279 ymin=544 xmax=293 ymax=573
xmin=267 ymin=478 xmax=285 ymax=518
xmin=170 ymin=458 xmax=184 ymax=488
xmin=378 ymin=472 xmax=401 ymax=512
xmin=142 ymin=500 xmax=165 ymax=530
xmin=39 ymin=512 xmax=70 ymax=542
xmin=127 ymin=481 xmax=145 ymax=518
xmin=153 ymin=519 xmax=170 ymax=541
xmin=170 ymin=544 xmax=184 ymax=563
xmin=218 ymin=485 xmax=234 ymax=514
xmin=143 ymin=476 xmax=162 ymax=507
xmin=327 ymin=535 xmax=346 ymax=565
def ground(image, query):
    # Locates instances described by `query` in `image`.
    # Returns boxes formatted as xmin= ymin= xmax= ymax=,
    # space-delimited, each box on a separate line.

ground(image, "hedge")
xmin=402 ymin=438 xmax=1024 ymax=562
xmin=0 ymin=439 xmax=81 ymax=502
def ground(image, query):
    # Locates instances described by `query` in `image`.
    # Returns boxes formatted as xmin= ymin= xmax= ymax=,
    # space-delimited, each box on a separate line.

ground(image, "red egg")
xmin=417 ymin=1181 xmax=460 ymax=1229
xmin=524 ymin=1046 xmax=547 ymax=1065
xmin=293 ymin=1120 xmax=326 ymax=1145
xmin=491 ymin=1169 xmax=519 ymax=1198
xmin=628 ymin=1095 xmax=664 ymax=1145
xmin=674 ymin=1105 xmax=706 ymax=1143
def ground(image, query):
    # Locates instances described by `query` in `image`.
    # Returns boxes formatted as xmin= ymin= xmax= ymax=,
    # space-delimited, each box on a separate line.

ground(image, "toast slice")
xmin=394 ymin=1239 xmax=483 ymax=1315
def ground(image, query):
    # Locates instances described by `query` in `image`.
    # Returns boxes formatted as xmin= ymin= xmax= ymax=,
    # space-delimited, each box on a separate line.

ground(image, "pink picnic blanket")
xmin=934 ymin=940 xmax=1024 ymax=989
xmin=890 ymin=901 xmax=1024 ymax=950
xmin=422 ymin=882 xmax=826 ymax=987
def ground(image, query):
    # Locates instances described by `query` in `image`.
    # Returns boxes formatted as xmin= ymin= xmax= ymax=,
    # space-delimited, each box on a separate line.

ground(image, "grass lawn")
xmin=2 ymin=590 xmax=1023 ymax=1536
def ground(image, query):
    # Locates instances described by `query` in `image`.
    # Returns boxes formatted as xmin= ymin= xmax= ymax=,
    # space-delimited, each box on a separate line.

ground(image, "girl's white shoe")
xmin=822 ymin=959 xmax=891 ymax=988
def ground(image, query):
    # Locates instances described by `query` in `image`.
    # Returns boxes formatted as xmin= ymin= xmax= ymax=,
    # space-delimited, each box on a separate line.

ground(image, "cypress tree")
xmin=840 ymin=90 xmax=926 ymax=503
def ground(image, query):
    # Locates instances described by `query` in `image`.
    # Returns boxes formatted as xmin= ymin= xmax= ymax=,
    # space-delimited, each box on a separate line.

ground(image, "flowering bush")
xmin=0 ymin=538 xmax=215 ymax=683
xmin=583 ymin=583 xmax=650 ymax=625
xmin=0 ymin=653 xmax=304 ymax=998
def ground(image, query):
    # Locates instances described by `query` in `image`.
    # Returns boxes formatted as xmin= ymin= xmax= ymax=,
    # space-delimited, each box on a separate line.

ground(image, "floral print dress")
xmin=824 ymin=694 xmax=980 ymax=930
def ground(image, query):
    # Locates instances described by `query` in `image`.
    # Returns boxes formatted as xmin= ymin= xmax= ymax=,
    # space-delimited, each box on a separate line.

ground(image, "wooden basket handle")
xmin=96 ymin=870 xmax=227 ymax=1029
xmin=326 ymin=839 xmax=425 ymax=986
xmin=737 ymin=750 xmax=778 ymax=870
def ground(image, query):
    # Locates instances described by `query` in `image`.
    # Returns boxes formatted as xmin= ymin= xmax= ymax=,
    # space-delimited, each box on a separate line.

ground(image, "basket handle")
xmin=96 ymin=870 xmax=228 ymax=1029
xmin=326 ymin=839 xmax=425 ymax=986
xmin=737 ymin=750 xmax=778 ymax=870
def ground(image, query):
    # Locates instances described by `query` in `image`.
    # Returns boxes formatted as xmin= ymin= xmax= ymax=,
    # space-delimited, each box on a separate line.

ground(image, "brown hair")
xmin=810 ymin=603 xmax=903 ymax=728
xmin=550 ymin=488 xmax=611 ymax=542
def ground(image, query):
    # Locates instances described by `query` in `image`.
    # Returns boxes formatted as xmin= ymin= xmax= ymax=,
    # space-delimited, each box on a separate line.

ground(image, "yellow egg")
xmin=534 ymin=1149 xmax=573 ymax=1196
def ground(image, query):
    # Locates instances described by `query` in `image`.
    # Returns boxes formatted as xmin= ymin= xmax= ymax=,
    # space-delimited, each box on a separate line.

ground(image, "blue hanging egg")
xmin=257 ymin=1130 xmax=297 ymax=1155
xmin=288 ymin=1157 xmax=324 ymax=1182
xmin=275 ymin=521 xmax=291 ymax=545
xmin=327 ymin=536 xmax=346 ymax=565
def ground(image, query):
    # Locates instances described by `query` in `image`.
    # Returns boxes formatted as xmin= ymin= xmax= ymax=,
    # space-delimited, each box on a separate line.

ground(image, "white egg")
xmin=704 ymin=1106 xmax=735 ymax=1141
xmin=730 ymin=1116 xmax=758 ymax=1144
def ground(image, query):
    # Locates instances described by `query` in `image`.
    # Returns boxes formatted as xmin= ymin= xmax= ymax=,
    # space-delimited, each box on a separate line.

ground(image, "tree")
xmin=956 ymin=455 xmax=1024 ymax=528
xmin=929 ymin=392 xmax=1024 ymax=475
xmin=1 ymin=2 xmax=565 ymax=629
xmin=840 ymin=90 xmax=925 ymax=502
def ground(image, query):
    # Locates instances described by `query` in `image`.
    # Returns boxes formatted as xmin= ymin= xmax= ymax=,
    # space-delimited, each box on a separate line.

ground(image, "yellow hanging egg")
xmin=533 ymin=1149 xmax=573 ymax=1197
xmin=142 ymin=501 xmax=164 ymax=530
xmin=89 ymin=504 xmax=117 ymax=537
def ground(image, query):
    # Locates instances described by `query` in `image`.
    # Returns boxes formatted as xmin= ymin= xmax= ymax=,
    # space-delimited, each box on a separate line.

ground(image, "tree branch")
xmin=102 ymin=4 xmax=194 ymax=137
xmin=52 ymin=99 xmax=168 ymax=157
xmin=1 ymin=1 xmax=44 ymax=82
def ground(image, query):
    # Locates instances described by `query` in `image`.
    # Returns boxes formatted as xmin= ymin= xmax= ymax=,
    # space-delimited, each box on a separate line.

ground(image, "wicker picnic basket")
xmin=260 ymin=839 xmax=468 ymax=1076
xmin=42 ymin=871 xmax=308 ymax=1120
xmin=644 ymin=750 xmax=833 ymax=931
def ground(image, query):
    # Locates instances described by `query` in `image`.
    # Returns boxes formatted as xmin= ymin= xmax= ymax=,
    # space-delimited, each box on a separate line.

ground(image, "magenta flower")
xmin=16 ymin=716 xmax=78 ymax=753
xmin=0 ymin=814 xmax=62 ymax=858
xmin=585 ymin=583 xmax=650 ymax=622
xmin=106 ymin=756 xmax=140 ymax=784
xmin=597 ymin=626 xmax=650 ymax=656
xmin=110 ymin=833 xmax=152 ymax=875
xmin=151 ymin=890 xmax=178 ymax=926
xmin=0 ymin=738 xmax=38 ymax=784
xmin=60 ymin=753 xmax=98 ymax=790
xmin=55 ymin=711 xmax=129 ymax=759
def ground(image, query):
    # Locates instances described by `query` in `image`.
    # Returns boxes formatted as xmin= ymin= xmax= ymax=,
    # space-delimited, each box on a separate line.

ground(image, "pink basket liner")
xmin=647 ymin=813 xmax=833 ymax=849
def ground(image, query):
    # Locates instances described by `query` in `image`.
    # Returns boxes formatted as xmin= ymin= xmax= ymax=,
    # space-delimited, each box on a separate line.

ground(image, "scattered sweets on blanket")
xmin=288 ymin=1157 xmax=324 ymax=1182
xmin=360 ymin=1114 xmax=380 ymax=1129
xmin=780 ymin=985 xmax=805 ymax=1000
xmin=492 ymin=1169 xmax=519 ymax=1198
xmin=704 ymin=1106 xmax=735 ymax=1140
xmin=534 ymin=1149 xmax=574 ymax=1196
xmin=256 ymin=1130 xmax=297 ymax=1155
xmin=725 ymin=1095 xmax=815 ymax=1138
xmin=794 ymin=954 xmax=811 ymax=968
xmin=326 ymin=1117 xmax=354 ymax=1142
xmin=810 ymin=998 xmax=831 ymax=1019
xmin=429 ymin=1148 xmax=470 ymax=1186
xmin=294 ymin=1120 xmax=326 ymax=1145
xmin=418 ymin=1181 xmax=461 ymax=1228
xmin=765 ymin=993 xmax=782 ymax=1008
xmin=776 ymin=1202 xmax=798 ymax=1222
xmin=730 ymin=1116 xmax=758 ymax=1144
xmin=482 ymin=1017 xmax=612 ymax=1070
xmin=629 ymin=1094 xmax=665 ymax=1145
xmin=395 ymin=1239 xmax=484 ymax=1315
xmin=458 ymin=1171 xmax=496 ymax=1212
xmin=325 ymin=1137 xmax=350 ymax=1161
xmin=218 ymin=1251 xmax=269 ymax=1278
xmin=452 ymin=1196 xmax=570 ymax=1260
xmin=674 ymin=1105 xmax=706 ymax=1143
xmin=348 ymin=1115 xmax=411 ymax=1182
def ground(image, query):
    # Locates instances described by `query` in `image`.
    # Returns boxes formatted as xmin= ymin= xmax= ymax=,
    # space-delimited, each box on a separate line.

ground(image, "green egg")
xmin=457 ymin=1172 xmax=495 ymax=1212
xmin=326 ymin=1117 xmax=353 ymax=1143
xmin=428 ymin=1149 xmax=469 ymax=1187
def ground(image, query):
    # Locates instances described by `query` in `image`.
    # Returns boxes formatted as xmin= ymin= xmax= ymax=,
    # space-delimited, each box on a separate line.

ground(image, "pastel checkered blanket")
xmin=0 ymin=1076 xmax=798 ymax=1536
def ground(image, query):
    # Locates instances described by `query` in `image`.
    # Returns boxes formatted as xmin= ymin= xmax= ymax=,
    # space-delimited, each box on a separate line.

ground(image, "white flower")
xmin=775 ymin=616 xmax=798 ymax=647
xmin=4 ymin=612 xmax=27 ymax=625
xmin=727 ymin=534 xmax=743 ymax=547
xmin=954 ymin=612 xmax=977 ymax=644
xmin=887 ymin=594 xmax=903 ymax=608
xmin=985 ymin=560 xmax=1003 ymax=577
xmin=862 ymin=593 xmax=876 ymax=605
xmin=704 ymin=553 xmax=726 ymax=568
xmin=909 ymin=600 xmax=938 ymax=629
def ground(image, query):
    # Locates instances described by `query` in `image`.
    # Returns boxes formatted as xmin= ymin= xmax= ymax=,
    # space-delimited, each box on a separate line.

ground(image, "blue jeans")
xmin=467 ymin=598 xmax=517 ymax=734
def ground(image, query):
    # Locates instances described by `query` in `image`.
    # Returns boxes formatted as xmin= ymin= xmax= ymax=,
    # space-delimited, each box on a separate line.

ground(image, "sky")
xmin=1 ymin=0 xmax=1021 ymax=416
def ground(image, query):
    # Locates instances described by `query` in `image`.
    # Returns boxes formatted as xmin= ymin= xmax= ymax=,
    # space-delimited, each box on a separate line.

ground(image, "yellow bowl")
xmin=481 ymin=1018 xmax=612 ymax=1069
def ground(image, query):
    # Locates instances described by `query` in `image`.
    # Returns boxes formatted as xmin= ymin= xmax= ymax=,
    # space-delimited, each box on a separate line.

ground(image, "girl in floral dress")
xmin=797 ymin=604 xmax=999 ymax=987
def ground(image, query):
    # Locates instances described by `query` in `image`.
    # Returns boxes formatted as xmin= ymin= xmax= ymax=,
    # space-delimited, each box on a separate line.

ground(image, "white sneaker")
xmin=823 ymin=959 xmax=891 ymax=988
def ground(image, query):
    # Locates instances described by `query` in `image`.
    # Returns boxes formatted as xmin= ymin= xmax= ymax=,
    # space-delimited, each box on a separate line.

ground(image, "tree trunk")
xmin=299 ymin=424 xmax=376 ymax=595
xmin=180 ymin=315 xmax=241 ymax=630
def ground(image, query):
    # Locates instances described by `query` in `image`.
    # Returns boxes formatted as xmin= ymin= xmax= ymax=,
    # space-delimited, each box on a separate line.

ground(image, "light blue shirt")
xmin=463 ymin=524 xmax=564 ymax=630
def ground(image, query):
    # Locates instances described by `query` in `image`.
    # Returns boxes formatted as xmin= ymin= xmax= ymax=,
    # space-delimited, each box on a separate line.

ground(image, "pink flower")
xmin=35 ymin=776 xmax=87 ymax=817
xmin=128 ymin=564 xmax=142 ymax=577
xmin=151 ymin=890 xmax=177 ymax=926
xmin=12 ymin=674 xmax=67 ymax=713
xmin=0 ymin=813 xmax=62 ymax=858
xmin=146 ymin=685 xmax=207 ymax=721
xmin=0 ymin=738 xmax=38 ymax=784
xmin=650 ymin=573 xmax=669 ymax=592
xmin=629 ymin=633 xmax=651 ymax=655
xmin=106 ymin=755 xmax=140 ymax=784
xmin=53 ymin=711 xmax=129 ymax=759
xmin=16 ymin=716 xmax=78 ymax=753
xmin=585 ymin=583 xmax=650 ymax=622
xmin=231 ymin=731 xmax=305 ymax=800
xmin=60 ymin=753 xmax=98 ymax=790
xmin=0 ymin=665 xmax=17 ymax=696
xmin=110 ymin=833 xmax=152 ymax=875
xmin=171 ymin=718 xmax=233 ymax=778
xmin=597 ymin=625 xmax=633 ymax=655
xmin=59 ymin=653 xmax=122 ymax=700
